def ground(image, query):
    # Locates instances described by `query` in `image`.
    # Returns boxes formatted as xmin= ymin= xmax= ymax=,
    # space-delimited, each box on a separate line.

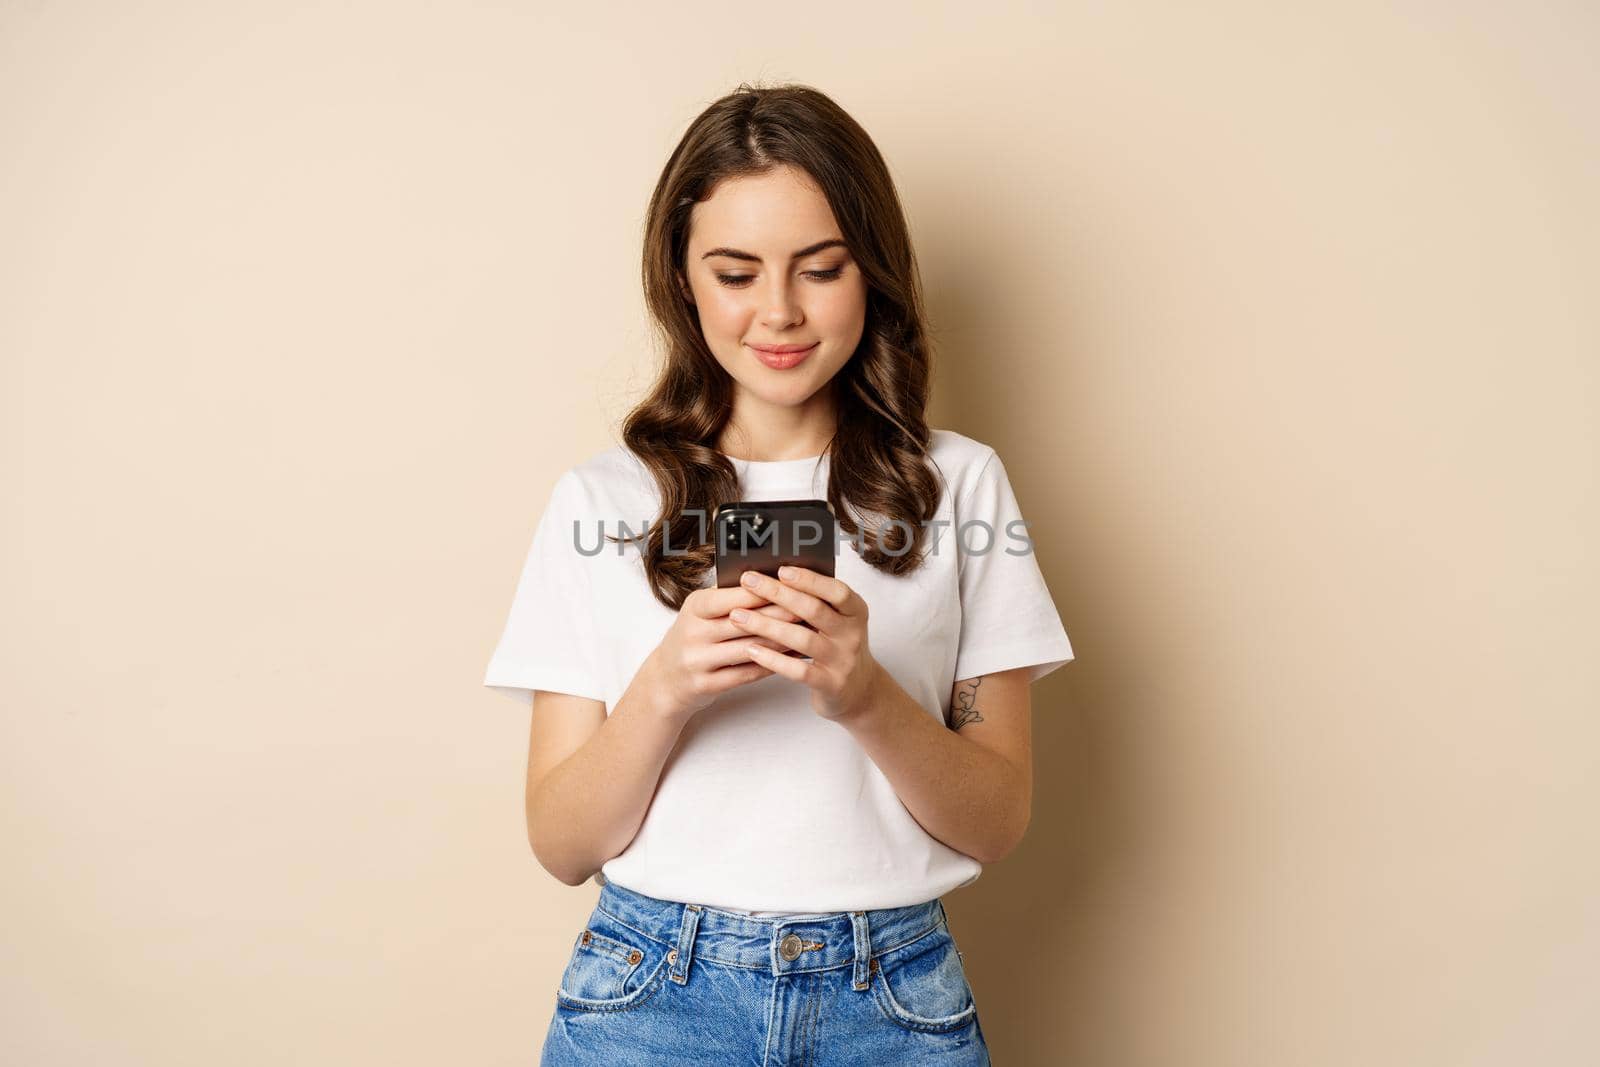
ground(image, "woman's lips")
xmin=748 ymin=342 xmax=818 ymax=369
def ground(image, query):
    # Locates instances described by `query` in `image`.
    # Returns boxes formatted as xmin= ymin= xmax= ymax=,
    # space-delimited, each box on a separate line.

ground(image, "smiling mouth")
xmin=748 ymin=343 xmax=818 ymax=369
xmin=748 ymin=343 xmax=819 ymax=354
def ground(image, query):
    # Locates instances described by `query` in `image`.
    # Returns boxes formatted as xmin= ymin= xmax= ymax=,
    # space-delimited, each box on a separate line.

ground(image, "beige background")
xmin=4 ymin=2 xmax=1596 ymax=1064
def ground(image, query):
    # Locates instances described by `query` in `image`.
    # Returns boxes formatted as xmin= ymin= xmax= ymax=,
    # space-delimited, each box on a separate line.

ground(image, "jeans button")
xmin=779 ymin=933 xmax=803 ymax=961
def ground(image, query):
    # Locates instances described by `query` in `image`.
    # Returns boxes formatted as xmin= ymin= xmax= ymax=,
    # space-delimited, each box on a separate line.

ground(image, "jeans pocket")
xmin=871 ymin=925 xmax=979 ymax=1035
xmin=554 ymin=907 xmax=672 ymax=1013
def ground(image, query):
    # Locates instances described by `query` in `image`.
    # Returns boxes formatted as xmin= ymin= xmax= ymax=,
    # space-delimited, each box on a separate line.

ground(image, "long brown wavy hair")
xmin=612 ymin=82 xmax=944 ymax=611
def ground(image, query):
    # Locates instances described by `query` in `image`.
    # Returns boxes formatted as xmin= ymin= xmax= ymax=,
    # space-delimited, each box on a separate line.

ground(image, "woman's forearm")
xmin=526 ymin=655 xmax=688 ymax=885
xmin=834 ymin=666 xmax=1029 ymax=865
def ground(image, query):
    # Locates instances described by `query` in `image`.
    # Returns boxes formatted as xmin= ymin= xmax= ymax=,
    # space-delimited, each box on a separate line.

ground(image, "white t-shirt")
xmin=483 ymin=428 xmax=1074 ymax=912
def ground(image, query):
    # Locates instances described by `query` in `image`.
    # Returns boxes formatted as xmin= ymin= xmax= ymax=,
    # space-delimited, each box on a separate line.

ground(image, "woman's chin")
xmin=751 ymin=377 xmax=833 ymax=406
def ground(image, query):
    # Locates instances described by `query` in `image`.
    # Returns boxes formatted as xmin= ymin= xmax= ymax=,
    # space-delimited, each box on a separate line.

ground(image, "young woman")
xmin=484 ymin=83 xmax=1074 ymax=1066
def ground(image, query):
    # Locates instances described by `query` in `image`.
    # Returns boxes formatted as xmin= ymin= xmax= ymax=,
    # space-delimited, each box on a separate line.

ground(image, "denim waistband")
xmin=595 ymin=878 xmax=948 ymax=988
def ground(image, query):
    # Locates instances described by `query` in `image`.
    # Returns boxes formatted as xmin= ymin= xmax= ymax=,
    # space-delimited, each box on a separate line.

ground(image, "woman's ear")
xmin=676 ymin=271 xmax=695 ymax=306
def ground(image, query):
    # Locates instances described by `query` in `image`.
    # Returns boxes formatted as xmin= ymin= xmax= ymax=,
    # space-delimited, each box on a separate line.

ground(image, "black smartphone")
xmin=714 ymin=498 xmax=837 ymax=589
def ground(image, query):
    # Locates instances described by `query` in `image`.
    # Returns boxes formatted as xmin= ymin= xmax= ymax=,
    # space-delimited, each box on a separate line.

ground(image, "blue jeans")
xmin=541 ymin=878 xmax=991 ymax=1065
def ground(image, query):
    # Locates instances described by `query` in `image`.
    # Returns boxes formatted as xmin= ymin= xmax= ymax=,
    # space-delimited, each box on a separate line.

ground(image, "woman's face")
xmin=678 ymin=165 xmax=868 ymax=420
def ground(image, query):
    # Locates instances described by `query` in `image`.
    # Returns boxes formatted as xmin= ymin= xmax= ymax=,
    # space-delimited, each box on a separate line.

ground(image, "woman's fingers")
xmin=701 ymin=660 xmax=775 ymax=693
xmin=688 ymin=584 xmax=776 ymax=619
xmin=702 ymin=635 xmax=789 ymax=670
xmin=708 ymin=602 xmax=801 ymax=643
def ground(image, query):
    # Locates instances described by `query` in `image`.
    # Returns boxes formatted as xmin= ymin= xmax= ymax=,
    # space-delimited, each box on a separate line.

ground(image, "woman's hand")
xmin=644 ymin=584 xmax=803 ymax=723
xmin=727 ymin=566 xmax=884 ymax=722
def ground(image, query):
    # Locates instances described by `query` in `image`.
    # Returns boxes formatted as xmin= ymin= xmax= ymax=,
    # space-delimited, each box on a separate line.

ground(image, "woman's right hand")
xmin=644 ymin=584 xmax=802 ymax=722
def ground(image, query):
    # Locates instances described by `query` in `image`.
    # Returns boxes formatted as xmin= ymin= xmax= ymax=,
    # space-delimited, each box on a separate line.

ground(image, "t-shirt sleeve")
xmin=952 ymin=449 xmax=1076 ymax=683
xmin=482 ymin=470 xmax=608 ymax=706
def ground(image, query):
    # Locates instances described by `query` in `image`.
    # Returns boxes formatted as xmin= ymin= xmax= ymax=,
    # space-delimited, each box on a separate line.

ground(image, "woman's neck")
xmin=718 ymin=401 xmax=837 ymax=462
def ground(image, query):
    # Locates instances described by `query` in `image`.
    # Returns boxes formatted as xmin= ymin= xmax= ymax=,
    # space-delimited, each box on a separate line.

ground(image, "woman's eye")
xmin=714 ymin=268 xmax=844 ymax=289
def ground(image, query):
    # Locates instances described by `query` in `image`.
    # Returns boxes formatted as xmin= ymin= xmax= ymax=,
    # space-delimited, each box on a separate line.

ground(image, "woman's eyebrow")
xmin=700 ymin=238 xmax=848 ymax=262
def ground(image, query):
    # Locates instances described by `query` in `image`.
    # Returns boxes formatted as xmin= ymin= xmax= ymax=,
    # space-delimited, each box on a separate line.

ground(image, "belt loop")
xmin=668 ymin=903 xmax=703 ymax=985
xmin=850 ymin=910 xmax=872 ymax=991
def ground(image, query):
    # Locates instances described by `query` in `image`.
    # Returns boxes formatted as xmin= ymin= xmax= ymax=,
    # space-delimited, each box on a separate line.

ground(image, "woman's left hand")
xmin=728 ymin=565 xmax=882 ymax=722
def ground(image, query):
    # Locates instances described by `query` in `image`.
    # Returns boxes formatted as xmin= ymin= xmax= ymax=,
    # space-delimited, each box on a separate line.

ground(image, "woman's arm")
xmin=728 ymin=565 xmax=1037 ymax=864
xmin=832 ymin=664 xmax=1035 ymax=865
xmin=523 ymin=584 xmax=789 ymax=885
xmin=523 ymin=659 xmax=687 ymax=886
